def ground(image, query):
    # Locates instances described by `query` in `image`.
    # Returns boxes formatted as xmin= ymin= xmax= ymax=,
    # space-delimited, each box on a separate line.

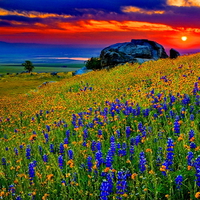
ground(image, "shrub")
xmin=85 ymin=57 xmax=102 ymax=70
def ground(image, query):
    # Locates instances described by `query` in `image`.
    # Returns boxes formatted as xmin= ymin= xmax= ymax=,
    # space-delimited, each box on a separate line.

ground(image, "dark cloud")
xmin=0 ymin=20 xmax=12 ymax=26
xmin=0 ymin=0 xmax=166 ymax=15
xmin=0 ymin=15 xmax=41 ymax=23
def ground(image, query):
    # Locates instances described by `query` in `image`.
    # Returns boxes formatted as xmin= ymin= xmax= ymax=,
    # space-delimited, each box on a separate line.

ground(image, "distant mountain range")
xmin=0 ymin=41 xmax=102 ymax=64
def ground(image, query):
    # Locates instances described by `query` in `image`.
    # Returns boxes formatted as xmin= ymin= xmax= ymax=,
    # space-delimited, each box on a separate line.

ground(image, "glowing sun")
xmin=181 ymin=36 xmax=187 ymax=41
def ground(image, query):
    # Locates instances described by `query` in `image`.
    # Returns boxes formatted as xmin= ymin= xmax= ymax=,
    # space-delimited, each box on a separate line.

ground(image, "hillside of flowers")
xmin=1 ymin=53 xmax=200 ymax=200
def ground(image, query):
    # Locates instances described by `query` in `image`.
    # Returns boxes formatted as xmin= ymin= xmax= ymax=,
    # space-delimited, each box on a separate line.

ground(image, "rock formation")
xmin=170 ymin=48 xmax=180 ymax=59
xmin=100 ymin=39 xmax=168 ymax=67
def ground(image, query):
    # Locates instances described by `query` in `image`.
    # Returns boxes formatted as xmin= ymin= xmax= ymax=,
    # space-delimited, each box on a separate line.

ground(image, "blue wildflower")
xmin=87 ymin=156 xmax=93 ymax=172
xmin=28 ymin=162 xmax=35 ymax=184
xmin=175 ymin=175 xmax=183 ymax=189
xmin=59 ymin=143 xmax=64 ymax=154
xmin=68 ymin=149 xmax=74 ymax=160
xmin=58 ymin=155 xmax=64 ymax=169
xmin=2 ymin=157 xmax=6 ymax=165
xmin=139 ymin=151 xmax=146 ymax=173
xmin=100 ymin=180 xmax=109 ymax=200
xmin=26 ymin=146 xmax=31 ymax=159
xmin=43 ymin=154 xmax=48 ymax=163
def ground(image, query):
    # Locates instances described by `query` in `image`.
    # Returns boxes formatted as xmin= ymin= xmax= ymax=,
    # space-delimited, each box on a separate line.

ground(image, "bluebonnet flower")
xmin=65 ymin=130 xmax=70 ymax=138
xmin=190 ymin=114 xmax=195 ymax=121
xmin=46 ymin=125 xmax=50 ymax=132
xmin=182 ymin=94 xmax=190 ymax=105
xmin=175 ymin=175 xmax=183 ymax=189
xmin=96 ymin=141 xmax=102 ymax=151
xmin=68 ymin=149 xmax=74 ymax=160
xmin=44 ymin=133 xmax=49 ymax=143
xmin=138 ymin=122 xmax=145 ymax=132
xmin=15 ymin=196 xmax=22 ymax=200
xmin=38 ymin=145 xmax=42 ymax=155
xmin=193 ymin=82 xmax=199 ymax=95
xmin=100 ymin=180 xmax=109 ymax=200
xmin=98 ymin=130 xmax=103 ymax=138
xmin=169 ymin=110 xmax=175 ymax=118
xmin=116 ymin=171 xmax=128 ymax=198
xmin=180 ymin=107 xmax=186 ymax=118
xmin=110 ymin=142 xmax=116 ymax=155
xmin=95 ymin=150 xmax=104 ymax=168
xmin=9 ymin=184 xmax=16 ymax=196
xmin=130 ymin=145 xmax=134 ymax=160
xmin=14 ymin=148 xmax=18 ymax=156
xmin=189 ymin=129 xmax=195 ymax=142
xmin=174 ymin=118 xmax=180 ymax=135
xmin=110 ymin=135 xmax=115 ymax=143
xmin=50 ymin=144 xmax=54 ymax=153
xmin=59 ymin=143 xmax=64 ymax=154
xmin=139 ymin=151 xmax=146 ymax=172
xmin=143 ymin=108 xmax=150 ymax=117
xmin=194 ymin=156 xmax=200 ymax=186
xmin=190 ymin=142 xmax=197 ymax=149
xmin=87 ymin=156 xmax=93 ymax=172
xmin=83 ymin=128 xmax=88 ymax=139
xmin=29 ymin=162 xmax=35 ymax=184
xmin=58 ymin=155 xmax=64 ymax=169
xmin=187 ymin=152 xmax=194 ymax=168
xmin=91 ymin=141 xmax=96 ymax=152
xmin=116 ymin=130 xmax=121 ymax=138
xmin=160 ymin=138 xmax=174 ymax=176
xmin=135 ymin=135 xmax=141 ymax=145
xmin=167 ymin=138 xmax=174 ymax=151
xmin=19 ymin=145 xmax=23 ymax=152
xmin=26 ymin=146 xmax=31 ymax=159
xmin=106 ymin=173 xmax=114 ymax=194
xmin=125 ymin=126 xmax=131 ymax=138
xmin=43 ymin=154 xmax=48 ymax=163
xmin=105 ymin=154 xmax=112 ymax=168
xmin=2 ymin=157 xmax=6 ymax=165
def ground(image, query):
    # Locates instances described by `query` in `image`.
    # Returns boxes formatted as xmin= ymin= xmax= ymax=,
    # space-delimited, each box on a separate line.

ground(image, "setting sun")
xmin=181 ymin=36 xmax=187 ymax=41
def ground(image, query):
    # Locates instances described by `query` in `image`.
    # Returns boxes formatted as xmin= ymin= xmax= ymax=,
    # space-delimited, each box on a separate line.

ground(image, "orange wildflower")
xmin=195 ymin=192 xmax=200 ymax=199
xmin=29 ymin=134 xmax=37 ymax=141
xmin=104 ymin=167 xmax=110 ymax=172
xmin=145 ymin=148 xmax=152 ymax=153
xmin=46 ymin=174 xmax=54 ymax=181
xmin=131 ymin=173 xmax=137 ymax=180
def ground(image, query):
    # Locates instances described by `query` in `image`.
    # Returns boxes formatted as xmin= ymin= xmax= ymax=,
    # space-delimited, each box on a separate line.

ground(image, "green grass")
xmin=0 ymin=72 xmax=73 ymax=98
xmin=0 ymin=63 xmax=84 ymax=74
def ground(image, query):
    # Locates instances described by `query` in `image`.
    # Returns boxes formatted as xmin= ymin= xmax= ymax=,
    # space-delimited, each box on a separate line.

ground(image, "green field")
xmin=0 ymin=63 xmax=84 ymax=74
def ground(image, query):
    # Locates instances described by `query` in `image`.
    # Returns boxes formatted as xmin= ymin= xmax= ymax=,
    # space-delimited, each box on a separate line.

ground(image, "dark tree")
xmin=22 ymin=60 xmax=34 ymax=73
xmin=85 ymin=57 xmax=102 ymax=70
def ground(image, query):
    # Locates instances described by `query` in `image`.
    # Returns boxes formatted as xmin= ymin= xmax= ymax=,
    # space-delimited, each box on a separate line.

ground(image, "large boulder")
xmin=100 ymin=39 xmax=168 ymax=67
xmin=170 ymin=48 xmax=180 ymax=59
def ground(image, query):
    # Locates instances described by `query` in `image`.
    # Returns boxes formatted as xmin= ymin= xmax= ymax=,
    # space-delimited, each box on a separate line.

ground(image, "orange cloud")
xmin=0 ymin=8 xmax=73 ymax=18
xmin=167 ymin=0 xmax=200 ymax=7
xmin=59 ymin=20 xmax=174 ymax=33
xmin=121 ymin=6 xmax=165 ymax=14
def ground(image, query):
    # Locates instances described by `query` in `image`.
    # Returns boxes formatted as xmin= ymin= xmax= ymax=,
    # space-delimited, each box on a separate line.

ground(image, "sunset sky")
xmin=0 ymin=0 xmax=200 ymax=55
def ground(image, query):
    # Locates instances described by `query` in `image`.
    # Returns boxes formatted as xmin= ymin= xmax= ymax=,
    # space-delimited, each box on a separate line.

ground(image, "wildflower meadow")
xmin=1 ymin=53 xmax=200 ymax=199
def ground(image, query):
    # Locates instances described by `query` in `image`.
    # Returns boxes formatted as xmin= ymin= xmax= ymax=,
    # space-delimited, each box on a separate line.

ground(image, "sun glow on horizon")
xmin=181 ymin=36 xmax=188 ymax=41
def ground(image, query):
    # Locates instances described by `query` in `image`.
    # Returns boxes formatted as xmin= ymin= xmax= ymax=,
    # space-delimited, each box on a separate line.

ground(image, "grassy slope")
xmin=0 ymin=53 xmax=200 ymax=199
xmin=1 ymin=53 xmax=200 ymax=119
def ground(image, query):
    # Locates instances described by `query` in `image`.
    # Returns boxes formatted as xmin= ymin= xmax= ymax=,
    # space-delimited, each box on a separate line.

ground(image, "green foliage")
xmin=22 ymin=60 xmax=34 ymax=73
xmin=85 ymin=57 xmax=102 ymax=70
